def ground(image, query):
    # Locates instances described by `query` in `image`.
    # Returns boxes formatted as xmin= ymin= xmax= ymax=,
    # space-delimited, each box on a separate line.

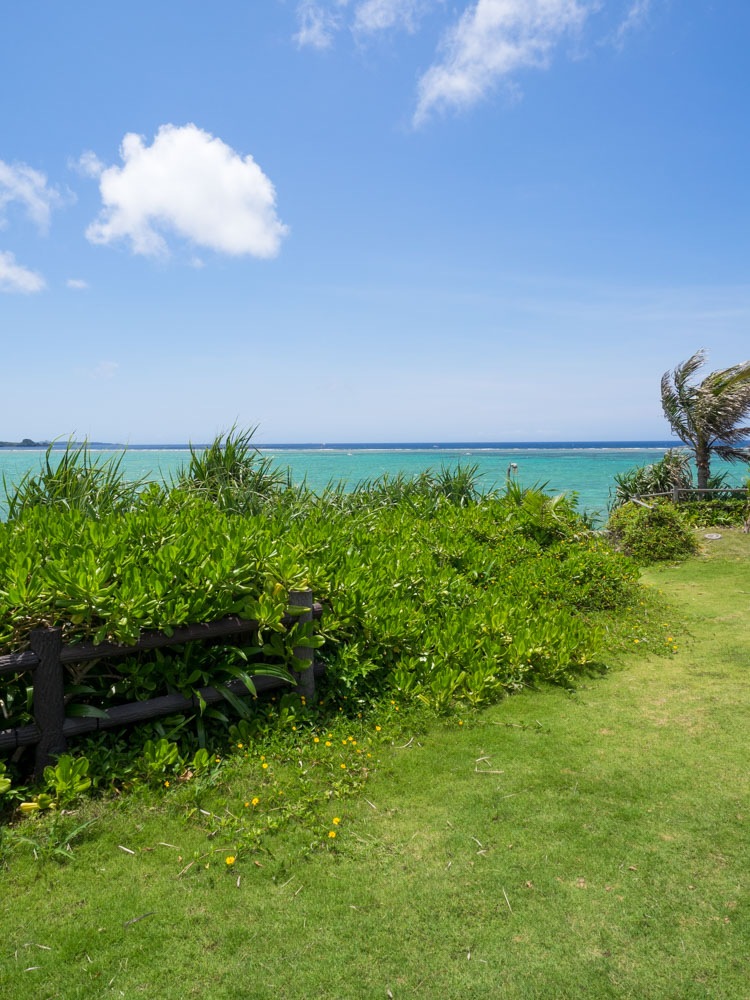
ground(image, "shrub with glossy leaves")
xmin=0 ymin=461 xmax=642 ymax=743
xmin=607 ymin=502 xmax=697 ymax=563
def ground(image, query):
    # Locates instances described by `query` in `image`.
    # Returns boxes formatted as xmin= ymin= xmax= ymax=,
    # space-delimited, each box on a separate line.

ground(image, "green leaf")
xmin=251 ymin=664 xmax=295 ymax=685
xmin=66 ymin=704 xmax=110 ymax=719
xmin=216 ymin=684 xmax=253 ymax=720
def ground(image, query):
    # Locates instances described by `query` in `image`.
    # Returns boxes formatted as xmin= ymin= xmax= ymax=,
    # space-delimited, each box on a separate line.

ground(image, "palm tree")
xmin=660 ymin=350 xmax=750 ymax=489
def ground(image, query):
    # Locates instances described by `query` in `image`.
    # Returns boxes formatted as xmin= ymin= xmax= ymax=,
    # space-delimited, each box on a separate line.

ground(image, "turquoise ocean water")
xmin=1 ymin=443 xmax=746 ymax=519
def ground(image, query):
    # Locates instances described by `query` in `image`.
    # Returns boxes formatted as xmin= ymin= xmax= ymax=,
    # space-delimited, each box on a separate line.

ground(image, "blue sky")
xmin=1 ymin=1 xmax=748 ymax=443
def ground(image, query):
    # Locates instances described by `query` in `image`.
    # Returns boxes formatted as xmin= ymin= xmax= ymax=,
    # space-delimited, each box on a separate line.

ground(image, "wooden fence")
xmin=0 ymin=590 xmax=322 ymax=777
xmin=634 ymin=486 xmax=749 ymax=504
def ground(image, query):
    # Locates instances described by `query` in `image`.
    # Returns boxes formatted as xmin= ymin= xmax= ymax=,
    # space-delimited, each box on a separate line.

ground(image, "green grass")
xmin=1 ymin=531 xmax=748 ymax=998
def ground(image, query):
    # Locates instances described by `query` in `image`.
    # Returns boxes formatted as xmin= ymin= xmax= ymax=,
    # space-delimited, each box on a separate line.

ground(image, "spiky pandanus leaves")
xmin=610 ymin=449 xmax=694 ymax=509
xmin=660 ymin=350 xmax=750 ymax=488
xmin=174 ymin=426 xmax=290 ymax=515
xmin=3 ymin=439 xmax=147 ymax=522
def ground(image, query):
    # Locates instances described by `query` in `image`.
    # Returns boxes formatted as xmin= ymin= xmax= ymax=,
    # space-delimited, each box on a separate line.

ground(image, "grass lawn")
xmin=1 ymin=530 xmax=748 ymax=999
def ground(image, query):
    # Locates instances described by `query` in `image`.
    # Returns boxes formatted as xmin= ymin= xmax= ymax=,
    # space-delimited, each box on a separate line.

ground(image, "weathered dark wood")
xmin=0 ymin=650 xmax=40 ymax=676
xmin=1 ymin=596 xmax=325 ymax=759
xmin=30 ymin=628 xmax=66 ymax=777
xmin=638 ymin=487 xmax=748 ymax=501
xmin=289 ymin=589 xmax=315 ymax=701
xmin=0 ymin=664 xmax=325 ymax=751
xmin=58 ymin=604 xmax=323 ymax=664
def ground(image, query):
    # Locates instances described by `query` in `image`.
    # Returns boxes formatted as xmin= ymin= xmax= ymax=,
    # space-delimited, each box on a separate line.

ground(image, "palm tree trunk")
xmin=695 ymin=443 xmax=710 ymax=490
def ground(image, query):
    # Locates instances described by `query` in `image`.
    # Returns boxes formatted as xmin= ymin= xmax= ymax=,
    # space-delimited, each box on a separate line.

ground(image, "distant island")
xmin=0 ymin=438 xmax=48 ymax=448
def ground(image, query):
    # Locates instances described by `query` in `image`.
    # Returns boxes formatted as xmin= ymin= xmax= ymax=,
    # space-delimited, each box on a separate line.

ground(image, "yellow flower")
xmin=252 ymin=797 xmax=259 ymax=806
xmin=328 ymin=831 xmax=336 ymax=838
xmin=237 ymin=743 xmax=243 ymax=749
xmin=262 ymin=762 xmax=268 ymax=769
xmin=244 ymin=801 xmax=250 ymax=808
xmin=292 ymin=726 xmax=297 ymax=731
xmin=225 ymin=856 xmax=235 ymax=865
xmin=367 ymin=753 xmax=371 ymax=758
xmin=314 ymin=737 xmax=320 ymax=743
xmin=375 ymin=725 xmax=381 ymax=732
xmin=325 ymin=741 xmax=332 ymax=747
xmin=164 ymin=780 xmax=170 ymax=787
xmin=333 ymin=817 xmax=340 ymax=824
xmin=458 ymin=721 xmax=463 ymax=726
xmin=215 ymin=757 xmax=221 ymax=763
xmin=340 ymin=763 xmax=346 ymax=769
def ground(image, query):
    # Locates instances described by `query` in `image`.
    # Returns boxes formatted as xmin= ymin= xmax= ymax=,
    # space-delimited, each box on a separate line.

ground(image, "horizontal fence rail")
xmin=634 ymin=486 xmax=749 ymax=502
xmin=0 ymin=665 xmax=326 ymax=753
xmin=0 ymin=591 xmax=323 ymax=777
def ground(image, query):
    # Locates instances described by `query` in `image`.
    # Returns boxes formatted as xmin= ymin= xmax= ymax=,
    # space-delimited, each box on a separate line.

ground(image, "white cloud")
xmin=612 ymin=0 xmax=650 ymax=47
xmin=294 ymin=1 xmax=342 ymax=48
xmin=83 ymin=123 xmax=289 ymax=259
xmin=353 ymin=0 xmax=432 ymax=34
xmin=415 ymin=0 xmax=591 ymax=124
xmin=66 ymin=278 xmax=89 ymax=290
xmin=0 ymin=160 xmax=61 ymax=232
xmin=292 ymin=1 xmax=622 ymax=123
xmin=89 ymin=361 xmax=119 ymax=380
xmin=77 ymin=150 xmax=106 ymax=179
xmin=0 ymin=249 xmax=46 ymax=293
xmin=296 ymin=0 xmax=433 ymax=43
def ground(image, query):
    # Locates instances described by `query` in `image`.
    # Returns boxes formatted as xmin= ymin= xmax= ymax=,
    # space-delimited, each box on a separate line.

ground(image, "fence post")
xmin=30 ymin=627 xmax=66 ymax=779
xmin=672 ymin=483 xmax=680 ymax=504
xmin=289 ymin=589 xmax=316 ymax=701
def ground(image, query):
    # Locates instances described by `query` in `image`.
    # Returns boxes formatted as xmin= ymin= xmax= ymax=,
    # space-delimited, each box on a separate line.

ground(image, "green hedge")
xmin=0 ymin=483 xmax=640 ymax=734
xmin=676 ymin=497 xmax=749 ymax=528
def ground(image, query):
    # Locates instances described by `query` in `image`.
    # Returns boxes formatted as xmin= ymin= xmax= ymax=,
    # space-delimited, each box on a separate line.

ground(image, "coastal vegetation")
xmin=1 ymin=430 xmax=747 ymax=996
xmin=3 ymin=439 xmax=145 ymax=521
xmin=608 ymin=448 xmax=730 ymax=508
xmin=0 ymin=437 xmax=638 ymax=779
xmin=608 ymin=442 xmax=749 ymax=537
xmin=661 ymin=349 xmax=750 ymax=488
xmin=1 ymin=531 xmax=747 ymax=998
xmin=607 ymin=502 xmax=698 ymax=563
